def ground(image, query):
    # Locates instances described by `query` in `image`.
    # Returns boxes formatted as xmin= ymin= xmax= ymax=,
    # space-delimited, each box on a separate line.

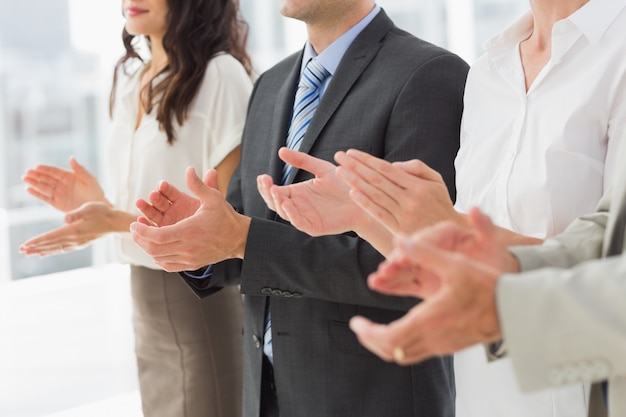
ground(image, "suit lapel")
xmin=284 ymin=11 xmax=394 ymax=184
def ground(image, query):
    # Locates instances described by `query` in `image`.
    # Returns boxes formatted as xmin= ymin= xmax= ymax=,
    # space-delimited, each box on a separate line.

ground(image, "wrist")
xmin=481 ymin=271 xmax=503 ymax=343
xmin=353 ymin=208 xmax=380 ymax=237
xmin=455 ymin=211 xmax=471 ymax=229
xmin=90 ymin=187 xmax=111 ymax=207
xmin=507 ymin=253 xmax=521 ymax=273
xmin=232 ymin=214 xmax=251 ymax=259
xmin=354 ymin=213 xmax=395 ymax=256
xmin=109 ymin=209 xmax=137 ymax=233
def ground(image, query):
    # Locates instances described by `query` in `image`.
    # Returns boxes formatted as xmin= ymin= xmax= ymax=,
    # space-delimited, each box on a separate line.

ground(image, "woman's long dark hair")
xmin=110 ymin=0 xmax=252 ymax=143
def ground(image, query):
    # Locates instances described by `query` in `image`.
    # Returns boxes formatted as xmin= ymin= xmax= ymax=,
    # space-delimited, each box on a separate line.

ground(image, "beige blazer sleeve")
xmin=509 ymin=202 xmax=609 ymax=272
xmin=499 ymin=260 xmax=626 ymax=376
xmin=497 ymin=258 xmax=626 ymax=416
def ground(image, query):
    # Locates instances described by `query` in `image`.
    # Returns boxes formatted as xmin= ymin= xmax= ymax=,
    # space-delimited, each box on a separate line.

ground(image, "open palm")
xmin=257 ymin=147 xmax=368 ymax=236
xmin=19 ymin=202 xmax=115 ymax=256
xmin=23 ymin=157 xmax=108 ymax=213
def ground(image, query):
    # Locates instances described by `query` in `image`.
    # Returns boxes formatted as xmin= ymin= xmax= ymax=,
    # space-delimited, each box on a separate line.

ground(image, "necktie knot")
xmin=299 ymin=58 xmax=330 ymax=90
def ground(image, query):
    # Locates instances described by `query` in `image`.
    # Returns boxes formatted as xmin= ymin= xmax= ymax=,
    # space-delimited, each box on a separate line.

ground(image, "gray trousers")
xmin=130 ymin=266 xmax=242 ymax=417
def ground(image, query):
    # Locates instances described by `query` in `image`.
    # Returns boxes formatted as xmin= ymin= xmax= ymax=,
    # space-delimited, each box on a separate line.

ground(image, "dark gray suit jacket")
xmin=186 ymin=10 xmax=469 ymax=417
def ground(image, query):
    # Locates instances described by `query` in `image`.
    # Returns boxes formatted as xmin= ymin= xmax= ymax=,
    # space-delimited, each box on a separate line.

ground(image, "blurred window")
xmin=0 ymin=1 xmax=527 ymax=416
xmin=0 ymin=0 xmax=524 ymax=283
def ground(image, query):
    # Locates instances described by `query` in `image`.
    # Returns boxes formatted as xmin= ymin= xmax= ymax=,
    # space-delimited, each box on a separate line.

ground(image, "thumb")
xmin=186 ymin=166 xmax=214 ymax=202
xmin=202 ymin=169 xmax=219 ymax=190
xmin=395 ymin=240 xmax=461 ymax=291
xmin=349 ymin=316 xmax=396 ymax=360
xmin=468 ymin=207 xmax=497 ymax=242
xmin=69 ymin=157 xmax=91 ymax=178
xmin=280 ymin=147 xmax=334 ymax=177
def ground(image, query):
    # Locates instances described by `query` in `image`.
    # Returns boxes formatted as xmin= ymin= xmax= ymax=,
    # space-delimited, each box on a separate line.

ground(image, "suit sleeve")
xmin=180 ymin=75 xmax=264 ymax=298
xmin=237 ymin=53 xmax=469 ymax=311
xmin=510 ymin=189 xmax=610 ymax=272
xmin=496 ymin=254 xmax=626 ymax=392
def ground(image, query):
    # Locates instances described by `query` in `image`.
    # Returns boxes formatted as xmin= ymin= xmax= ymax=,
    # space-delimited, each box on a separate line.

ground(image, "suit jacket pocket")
xmin=329 ymin=320 xmax=376 ymax=357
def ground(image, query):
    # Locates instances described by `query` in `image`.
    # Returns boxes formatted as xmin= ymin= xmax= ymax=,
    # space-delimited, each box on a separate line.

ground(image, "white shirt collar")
xmin=568 ymin=0 xmax=626 ymax=43
xmin=301 ymin=4 xmax=381 ymax=76
xmin=485 ymin=0 xmax=626 ymax=53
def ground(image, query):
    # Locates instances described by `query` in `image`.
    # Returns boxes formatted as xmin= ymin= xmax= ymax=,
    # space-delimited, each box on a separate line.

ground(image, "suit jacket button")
xmin=252 ymin=335 xmax=261 ymax=349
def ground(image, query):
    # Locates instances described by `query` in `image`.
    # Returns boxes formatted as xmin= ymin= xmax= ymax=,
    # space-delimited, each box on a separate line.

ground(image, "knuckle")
xmin=408 ymin=160 xmax=423 ymax=171
xmin=379 ymin=162 xmax=394 ymax=175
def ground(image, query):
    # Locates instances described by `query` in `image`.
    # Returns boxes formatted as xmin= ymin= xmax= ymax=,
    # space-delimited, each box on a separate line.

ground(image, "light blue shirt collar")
xmin=300 ymin=4 xmax=380 ymax=94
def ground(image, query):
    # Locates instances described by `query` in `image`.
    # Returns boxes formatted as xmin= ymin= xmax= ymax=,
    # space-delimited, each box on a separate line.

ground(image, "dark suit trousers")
xmin=261 ymin=356 xmax=280 ymax=417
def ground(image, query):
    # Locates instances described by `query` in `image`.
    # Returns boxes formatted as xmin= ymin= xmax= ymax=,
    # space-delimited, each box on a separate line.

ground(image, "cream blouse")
xmin=106 ymin=54 xmax=252 ymax=269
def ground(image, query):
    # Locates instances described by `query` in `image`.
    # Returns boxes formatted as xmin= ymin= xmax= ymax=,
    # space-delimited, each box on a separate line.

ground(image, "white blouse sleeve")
xmin=198 ymin=54 xmax=253 ymax=171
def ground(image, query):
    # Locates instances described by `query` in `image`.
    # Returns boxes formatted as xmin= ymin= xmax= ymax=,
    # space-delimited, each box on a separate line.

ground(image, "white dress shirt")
xmin=454 ymin=0 xmax=626 ymax=416
xmin=106 ymin=54 xmax=252 ymax=269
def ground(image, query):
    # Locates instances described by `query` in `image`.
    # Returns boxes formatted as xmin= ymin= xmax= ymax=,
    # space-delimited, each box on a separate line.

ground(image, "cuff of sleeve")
xmin=180 ymin=265 xmax=215 ymax=292
xmin=485 ymin=340 xmax=508 ymax=361
xmin=183 ymin=264 xmax=214 ymax=279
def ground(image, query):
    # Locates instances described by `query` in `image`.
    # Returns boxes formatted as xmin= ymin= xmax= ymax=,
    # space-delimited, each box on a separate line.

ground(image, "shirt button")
xmin=252 ymin=335 xmax=262 ymax=349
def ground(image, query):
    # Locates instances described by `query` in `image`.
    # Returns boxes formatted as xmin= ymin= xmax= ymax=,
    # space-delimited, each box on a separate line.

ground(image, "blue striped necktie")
xmin=281 ymin=58 xmax=331 ymax=184
xmin=264 ymin=58 xmax=330 ymax=363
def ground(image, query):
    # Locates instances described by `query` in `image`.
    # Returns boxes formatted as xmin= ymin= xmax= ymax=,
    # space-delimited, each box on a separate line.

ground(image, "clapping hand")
xmin=350 ymin=208 xmax=519 ymax=365
xmin=334 ymin=149 xmax=463 ymax=235
xmin=135 ymin=169 xmax=217 ymax=227
xmin=22 ymin=157 xmax=108 ymax=213
xmin=257 ymin=147 xmax=370 ymax=236
xmin=131 ymin=167 xmax=251 ymax=272
xmin=19 ymin=202 xmax=118 ymax=256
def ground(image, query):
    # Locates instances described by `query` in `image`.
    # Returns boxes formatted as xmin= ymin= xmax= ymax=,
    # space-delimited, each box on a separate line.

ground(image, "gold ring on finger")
xmin=393 ymin=346 xmax=406 ymax=362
